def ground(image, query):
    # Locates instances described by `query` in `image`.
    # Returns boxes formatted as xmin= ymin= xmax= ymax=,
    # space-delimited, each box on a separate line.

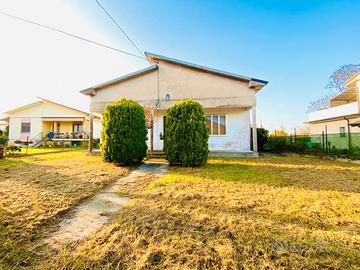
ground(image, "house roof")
xmin=80 ymin=52 xmax=268 ymax=96
xmin=4 ymin=97 xmax=92 ymax=117
xmin=80 ymin=65 xmax=158 ymax=95
xmin=145 ymin=52 xmax=269 ymax=85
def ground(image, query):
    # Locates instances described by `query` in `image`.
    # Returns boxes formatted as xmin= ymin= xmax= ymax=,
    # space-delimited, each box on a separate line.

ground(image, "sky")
xmin=0 ymin=0 xmax=360 ymax=132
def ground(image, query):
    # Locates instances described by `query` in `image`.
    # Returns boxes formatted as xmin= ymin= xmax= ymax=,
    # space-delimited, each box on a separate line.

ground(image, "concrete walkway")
xmin=46 ymin=163 xmax=168 ymax=248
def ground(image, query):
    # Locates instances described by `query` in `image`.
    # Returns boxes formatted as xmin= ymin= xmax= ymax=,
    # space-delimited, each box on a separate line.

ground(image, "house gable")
xmin=6 ymin=99 xmax=88 ymax=118
xmin=83 ymin=53 xmax=268 ymax=113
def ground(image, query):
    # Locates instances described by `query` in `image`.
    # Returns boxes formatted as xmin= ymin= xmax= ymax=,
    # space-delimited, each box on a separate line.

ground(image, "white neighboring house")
xmin=81 ymin=52 xmax=268 ymax=156
xmin=306 ymin=72 xmax=360 ymax=149
xmin=2 ymin=97 xmax=101 ymax=146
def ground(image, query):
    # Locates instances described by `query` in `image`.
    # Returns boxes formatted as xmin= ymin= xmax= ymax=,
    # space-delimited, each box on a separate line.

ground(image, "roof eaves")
xmin=80 ymin=65 xmax=158 ymax=96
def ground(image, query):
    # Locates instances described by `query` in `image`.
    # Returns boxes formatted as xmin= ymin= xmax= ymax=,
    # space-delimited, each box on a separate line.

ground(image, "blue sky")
xmin=1 ymin=0 xmax=360 ymax=132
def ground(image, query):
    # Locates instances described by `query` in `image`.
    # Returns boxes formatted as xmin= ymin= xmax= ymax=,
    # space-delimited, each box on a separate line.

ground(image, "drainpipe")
xmin=344 ymin=117 xmax=351 ymax=149
xmin=251 ymin=106 xmax=258 ymax=153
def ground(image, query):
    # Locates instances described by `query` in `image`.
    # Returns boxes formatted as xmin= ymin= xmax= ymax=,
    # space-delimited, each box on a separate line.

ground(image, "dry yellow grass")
xmin=43 ymin=155 xmax=360 ymax=270
xmin=0 ymin=151 xmax=128 ymax=269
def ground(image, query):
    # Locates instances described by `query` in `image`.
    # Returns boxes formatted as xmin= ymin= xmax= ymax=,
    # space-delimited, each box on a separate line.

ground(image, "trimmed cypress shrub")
xmin=101 ymin=99 xmax=147 ymax=164
xmin=164 ymin=100 xmax=209 ymax=166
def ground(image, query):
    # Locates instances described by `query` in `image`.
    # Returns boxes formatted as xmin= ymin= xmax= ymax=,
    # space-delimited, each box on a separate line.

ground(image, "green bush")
xmin=257 ymin=128 xmax=269 ymax=151
xmin=265 ymin=135 xmax=289 ymax=152
xmin=288 ymin=141 xmax=308 ymax=154
xmin=101 ymin=99 xmax=147 ymax=165
xmin=164 ymin=100 xmax=208 ymax=166
xmin=0 ymin=135 xmax=8 ymax=146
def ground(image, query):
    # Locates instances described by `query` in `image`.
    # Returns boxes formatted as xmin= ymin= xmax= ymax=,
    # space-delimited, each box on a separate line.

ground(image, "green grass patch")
xmin=150 ymin=158 xmax=282 ymax=188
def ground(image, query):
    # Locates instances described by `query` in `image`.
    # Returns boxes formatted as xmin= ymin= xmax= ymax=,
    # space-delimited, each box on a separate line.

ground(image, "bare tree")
xmin=307 ymin=64 xmax=360 ymax=112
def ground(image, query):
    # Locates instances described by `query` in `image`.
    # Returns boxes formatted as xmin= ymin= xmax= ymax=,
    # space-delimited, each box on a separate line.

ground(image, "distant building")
xmin=307 ymin=72 xmax=360 ymax=149
xmin=2 ymin=97 xmax=101 ymax=145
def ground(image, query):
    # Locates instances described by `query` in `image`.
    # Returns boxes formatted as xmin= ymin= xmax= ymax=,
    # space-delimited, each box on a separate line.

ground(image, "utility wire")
xmin=0 ymin=10 xmax=147 ymax=60
xmin=95 ymin=0 xmax=145 ymax=58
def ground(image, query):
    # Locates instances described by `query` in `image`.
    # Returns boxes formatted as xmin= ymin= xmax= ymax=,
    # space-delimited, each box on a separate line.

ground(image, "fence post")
xmin=325 ymin=125 xmax=328 ymax=153
xmin=345 ymin=118 xmax=351 ymax=149
xmin=322 ymin=131 xmax=325 ymax=153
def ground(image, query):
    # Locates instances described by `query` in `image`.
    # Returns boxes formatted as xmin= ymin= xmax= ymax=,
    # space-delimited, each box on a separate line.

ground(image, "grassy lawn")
xmin=0 ymin=151 xmax=128 ymax=269
xmin=44 ymin=156 xmax=360 ymax=269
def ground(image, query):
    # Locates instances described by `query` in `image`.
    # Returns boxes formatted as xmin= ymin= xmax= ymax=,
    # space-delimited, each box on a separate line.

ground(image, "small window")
xmin=206 ymin=115 xmax=226 ymax=135
xmin=339 ymin=127 xmax=346 ymax=137
xmin=21 ymin=122 xmax=30 ymax=133
xmin=73 ymin=124 xmax=83 ymax=133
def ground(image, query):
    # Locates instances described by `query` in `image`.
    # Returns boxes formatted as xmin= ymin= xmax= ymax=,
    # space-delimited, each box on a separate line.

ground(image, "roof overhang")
xmin=305 ymin=114 xmax=359 ymax=124
xmin=350 ymin=120 xmax=360 ymax=127
xmin=330 ymin=72 xmax=360 ymax=106
xmin=80 ymin=65 xmax=158 ymax=96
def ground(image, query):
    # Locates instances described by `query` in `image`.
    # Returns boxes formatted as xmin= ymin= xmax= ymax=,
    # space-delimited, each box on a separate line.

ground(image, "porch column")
xmin=251 ymin=107 xmax=258 ymax=153
xmin=89 ymin=112 xmax=93 ymax=152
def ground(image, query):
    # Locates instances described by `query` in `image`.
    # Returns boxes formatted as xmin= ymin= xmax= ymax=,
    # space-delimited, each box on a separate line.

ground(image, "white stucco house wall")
xmin=2 ymin=97 xmax=101 ymax=145
xmin=81 ymin=52 xmax=268 ymax=156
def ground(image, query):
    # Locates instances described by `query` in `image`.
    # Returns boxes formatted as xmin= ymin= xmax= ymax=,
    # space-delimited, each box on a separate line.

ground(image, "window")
xmin=206 ymin=115 xmax=226 ymax=135
xmin=339 ymin=127 xmax=346 ymax=137
xmin=21 ymin=122 xmax=30 ymax=133
xmin=73 ymin=124 xmax=83 ymax=133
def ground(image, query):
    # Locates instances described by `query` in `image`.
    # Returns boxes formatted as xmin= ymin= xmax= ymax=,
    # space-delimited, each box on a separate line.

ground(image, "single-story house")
xmin=81 ymin=52 xmax=268 ymax=156
xmin=306 ymin=71 xmax=360 ymax=149
xmin=2 ymin=97 xmax=101 ymax=146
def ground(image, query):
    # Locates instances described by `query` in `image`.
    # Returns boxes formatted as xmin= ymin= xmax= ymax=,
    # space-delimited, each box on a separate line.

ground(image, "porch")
xmin=41 ymin=117 xmax=89 ymax=142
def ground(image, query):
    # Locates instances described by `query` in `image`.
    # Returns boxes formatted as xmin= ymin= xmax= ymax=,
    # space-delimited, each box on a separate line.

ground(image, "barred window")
xmin=206 ymin=115 xmax=226 ymax=135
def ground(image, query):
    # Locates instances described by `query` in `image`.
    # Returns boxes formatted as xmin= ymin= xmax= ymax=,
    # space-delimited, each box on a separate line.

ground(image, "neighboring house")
xmin=81 ymin=52 xmax=268 ymax=156
xmin=2 ymin=97 xmax=101 ymax=145
xmin=307 ymin=72 xmax=360 ymax=149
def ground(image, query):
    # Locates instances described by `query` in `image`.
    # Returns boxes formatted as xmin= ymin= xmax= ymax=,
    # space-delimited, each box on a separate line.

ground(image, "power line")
xmin=95 ymin=0 xmax=145 ymax=58
xmin=0 ymin=10 xmax=147 ymax=60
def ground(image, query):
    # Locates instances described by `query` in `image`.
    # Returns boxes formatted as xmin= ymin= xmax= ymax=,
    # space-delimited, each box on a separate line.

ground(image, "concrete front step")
xmin=147 ymin=151 xmax=165 ymax=158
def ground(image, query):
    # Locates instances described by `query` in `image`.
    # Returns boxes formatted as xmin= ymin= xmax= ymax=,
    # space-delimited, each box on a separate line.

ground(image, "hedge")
xmin=164 ymin=100 xmax=208 ymax=166
xmin=101 ymin=99 xmax=147 ymax=164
